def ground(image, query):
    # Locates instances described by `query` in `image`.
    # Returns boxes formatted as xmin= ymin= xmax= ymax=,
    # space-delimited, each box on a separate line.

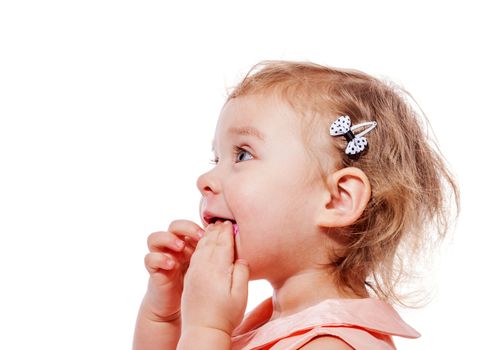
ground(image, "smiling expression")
xmin=197 ymin=93 xmax=327 ymax=281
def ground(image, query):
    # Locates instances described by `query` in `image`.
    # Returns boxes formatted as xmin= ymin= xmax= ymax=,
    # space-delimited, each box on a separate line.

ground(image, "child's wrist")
xmin=178 ymin=326 xmax=231 ymax=349
xmin=141 ymin=305 xmax=182 ymax=323
xmin=157 ymin=309 xmax=181 ymax=323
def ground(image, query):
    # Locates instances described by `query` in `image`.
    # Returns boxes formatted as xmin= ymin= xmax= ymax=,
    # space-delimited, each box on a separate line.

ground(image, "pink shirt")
xmin=231 ymin=297 xmax=420 ymax=350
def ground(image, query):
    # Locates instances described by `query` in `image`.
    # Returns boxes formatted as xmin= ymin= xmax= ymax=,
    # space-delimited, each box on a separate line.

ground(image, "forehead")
xmin=211 ymin=94 xmax=300 ymax=151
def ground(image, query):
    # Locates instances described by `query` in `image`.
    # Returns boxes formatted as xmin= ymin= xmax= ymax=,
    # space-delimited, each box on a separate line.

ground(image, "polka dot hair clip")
xmin=329 ymin=115 xmax=378 ymax=158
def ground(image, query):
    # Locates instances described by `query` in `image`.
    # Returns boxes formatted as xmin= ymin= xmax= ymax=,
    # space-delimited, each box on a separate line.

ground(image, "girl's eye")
xmin=208 ymin=146 xmax=253 ymax=165
xmin=233 ymin=146 xmax=253 ymax=163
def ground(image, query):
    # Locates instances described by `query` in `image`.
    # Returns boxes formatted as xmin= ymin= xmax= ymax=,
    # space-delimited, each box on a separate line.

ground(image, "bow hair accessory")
xmin=329 ymin=115 xmax=377 ymax=157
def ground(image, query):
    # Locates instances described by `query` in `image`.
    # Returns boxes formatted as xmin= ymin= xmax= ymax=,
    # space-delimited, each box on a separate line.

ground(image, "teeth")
xmin=208 ymin=219 xmax=238 ymax=235
xmin=211 ymin=218 xmax=234 ymax=224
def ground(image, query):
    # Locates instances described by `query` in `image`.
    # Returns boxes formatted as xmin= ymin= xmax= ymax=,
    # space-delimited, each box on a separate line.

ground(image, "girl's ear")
xmin=315 ymin=167 xmax=371 ymax=228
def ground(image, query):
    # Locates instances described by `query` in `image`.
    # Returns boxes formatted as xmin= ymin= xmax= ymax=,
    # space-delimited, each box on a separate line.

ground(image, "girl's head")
xmin=197 ymin=60 xmax=460 ymax=307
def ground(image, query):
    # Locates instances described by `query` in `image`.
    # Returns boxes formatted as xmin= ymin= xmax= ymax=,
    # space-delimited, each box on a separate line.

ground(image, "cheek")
xmin=232 ymin=186 xmax=297 ymax=246
xmin=230 ymin=178 xmax=311 ymax=271
xmin=230 ymin=180 xmax=273 ymax=223
xmin=230 ymin=169 xmax=306 ymax=227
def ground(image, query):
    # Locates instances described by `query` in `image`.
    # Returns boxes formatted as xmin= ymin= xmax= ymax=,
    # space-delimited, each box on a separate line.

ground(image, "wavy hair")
xmin=226 ymin=60 xmax=461 ymax=307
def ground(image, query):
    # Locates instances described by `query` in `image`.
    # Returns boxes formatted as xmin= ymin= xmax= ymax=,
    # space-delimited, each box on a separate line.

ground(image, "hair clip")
xmin=330 ymin=115 xmax=377 ymax=157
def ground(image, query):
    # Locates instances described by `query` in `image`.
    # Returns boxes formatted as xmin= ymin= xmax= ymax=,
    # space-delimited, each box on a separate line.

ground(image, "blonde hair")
xmin=226 ymin=60 xmax=461 ymax=308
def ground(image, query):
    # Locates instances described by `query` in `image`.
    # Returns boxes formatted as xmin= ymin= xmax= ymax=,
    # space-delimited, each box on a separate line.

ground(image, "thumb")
xmin=231 ymin=259 xmax=250 ymax=300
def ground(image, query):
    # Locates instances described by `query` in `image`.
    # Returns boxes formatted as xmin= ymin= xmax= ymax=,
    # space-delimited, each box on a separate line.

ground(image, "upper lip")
xmin=202 ymin=210 xmax=236 ymax=227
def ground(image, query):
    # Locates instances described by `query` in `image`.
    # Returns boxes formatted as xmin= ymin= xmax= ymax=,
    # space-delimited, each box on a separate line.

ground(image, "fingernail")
xmin=198 ymin=229 xmax=205 ymax=238
xmin=236 ymin=259 xmax=248 ymax=266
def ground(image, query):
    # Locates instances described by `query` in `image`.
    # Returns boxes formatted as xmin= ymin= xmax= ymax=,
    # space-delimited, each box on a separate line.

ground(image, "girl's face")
xmin=197 ymin=94 xmax=326 ymax=282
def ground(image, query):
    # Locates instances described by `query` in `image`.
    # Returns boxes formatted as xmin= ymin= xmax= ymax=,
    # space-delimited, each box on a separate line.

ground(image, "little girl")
xmin=133 ymin=61 xmax=460 ymax=350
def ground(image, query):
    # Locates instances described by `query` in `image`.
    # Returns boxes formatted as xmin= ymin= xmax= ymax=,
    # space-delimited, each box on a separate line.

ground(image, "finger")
xmin=231 ymin=259 xmax=250 ymax=302
xmin=179 ymin=239 xmax=197 ymax=263
xmin=144 ymin=252 xmax=176 ymax=273
xmin=203 ymin=221 xmax=233 ymax=244
xmin=167 ymin=219 xmax=205 ymax=242
xmin=202 ymin=221 xmax=235 ymax=266
xmin=217 ymin=220 xmax=234 ymax=248
xmin=182 ymin=235 xmax=198 ymax=250
xmin=193 ymin=222 xmax=217 ymax=254
xmin=147 ymin=231 xmax=187 ymax=253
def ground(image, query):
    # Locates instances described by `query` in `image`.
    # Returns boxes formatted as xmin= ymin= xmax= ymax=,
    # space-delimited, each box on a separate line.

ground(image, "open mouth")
xmin=207 ymin=217 xmax=237 ymax=225
xmin=204 ymin=216 xmax=239 ymax=235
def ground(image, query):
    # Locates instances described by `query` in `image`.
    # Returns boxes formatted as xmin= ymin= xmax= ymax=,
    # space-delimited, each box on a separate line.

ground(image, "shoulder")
xmin=298 ymin=335 xmax=354 ymax=350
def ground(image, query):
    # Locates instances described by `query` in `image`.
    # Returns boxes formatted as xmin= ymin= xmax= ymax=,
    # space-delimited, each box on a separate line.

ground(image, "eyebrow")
xmin=211 ymin=126 xmax=266 ymax=151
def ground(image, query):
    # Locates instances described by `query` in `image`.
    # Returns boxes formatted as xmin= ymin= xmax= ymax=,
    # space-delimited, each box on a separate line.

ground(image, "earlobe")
xmin=317 ymin=167 xmax=371 ymax=228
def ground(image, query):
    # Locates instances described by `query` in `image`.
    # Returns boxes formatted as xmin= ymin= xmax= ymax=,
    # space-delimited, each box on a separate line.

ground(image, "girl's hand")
xmin=180 ymin=220 xmax=250 ymax=336
xmin=141 ymin=219 xmax=205 ymax=322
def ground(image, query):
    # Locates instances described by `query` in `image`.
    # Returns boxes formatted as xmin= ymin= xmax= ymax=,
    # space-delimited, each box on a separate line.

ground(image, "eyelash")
xmin=209 ymin=146 xmax=253 ymax=165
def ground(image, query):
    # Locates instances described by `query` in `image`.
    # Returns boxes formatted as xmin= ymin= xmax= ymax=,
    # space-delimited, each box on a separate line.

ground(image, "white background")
xmin=0 ymin=1 xmax=487 ymax=349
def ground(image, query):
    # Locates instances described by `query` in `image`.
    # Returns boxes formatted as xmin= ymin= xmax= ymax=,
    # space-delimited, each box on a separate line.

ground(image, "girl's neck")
xmin=268 ymin=269 xmax=369 ymax=322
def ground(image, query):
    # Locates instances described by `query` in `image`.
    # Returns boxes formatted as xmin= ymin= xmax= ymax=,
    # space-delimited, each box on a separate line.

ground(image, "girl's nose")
xmin=196 ymin=170 xmax=220 ymax=196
